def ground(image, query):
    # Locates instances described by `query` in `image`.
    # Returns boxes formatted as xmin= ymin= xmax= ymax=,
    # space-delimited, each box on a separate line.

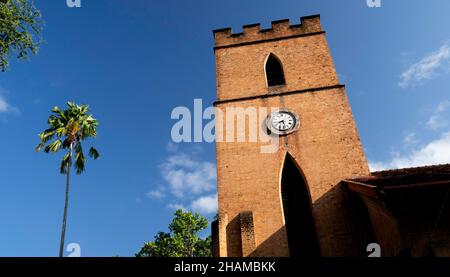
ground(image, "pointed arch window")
xmin=281 ymin=153 xmax=319 ymax=257
xmin=265 ymin=53 xmax=286 ymax=87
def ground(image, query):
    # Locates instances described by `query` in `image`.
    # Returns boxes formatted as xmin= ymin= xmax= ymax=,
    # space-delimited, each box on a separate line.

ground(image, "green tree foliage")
xmin=136 ymin=209 xmax=212 ymax=257
xmin=0 ymin=0 xmax=42 ymax=71
xmin=36 ymin=102 xmax=100 ymax=257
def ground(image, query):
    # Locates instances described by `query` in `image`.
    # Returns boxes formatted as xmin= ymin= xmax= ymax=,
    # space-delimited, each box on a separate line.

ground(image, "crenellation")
xmin=243 ymin=23 xmax=261 ymax=35
xmin=212 ymin=27 xmax=232 ymax=42
xmin=213 ymin=15 xmax=323 ymax=48
xmin=271 ymin=19 xmax=291 ymax=31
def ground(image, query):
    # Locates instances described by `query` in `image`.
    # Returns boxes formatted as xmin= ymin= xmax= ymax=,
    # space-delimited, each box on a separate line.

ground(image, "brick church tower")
xmin=211 ymin=15 xmax=370 ymax=257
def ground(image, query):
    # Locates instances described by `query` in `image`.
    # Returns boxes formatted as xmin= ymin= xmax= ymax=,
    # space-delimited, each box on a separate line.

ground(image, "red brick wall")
xmin=213 ymin=15 xmax=370 ymax=257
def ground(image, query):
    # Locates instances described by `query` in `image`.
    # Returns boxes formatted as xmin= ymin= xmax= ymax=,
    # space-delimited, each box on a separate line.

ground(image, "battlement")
xmin=213 ymin=15 xmax=323 ymax=49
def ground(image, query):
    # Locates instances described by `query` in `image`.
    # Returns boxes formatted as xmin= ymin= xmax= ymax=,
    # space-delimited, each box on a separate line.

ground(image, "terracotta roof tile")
xmin=346 ymin=164 xmax=450 ymax=187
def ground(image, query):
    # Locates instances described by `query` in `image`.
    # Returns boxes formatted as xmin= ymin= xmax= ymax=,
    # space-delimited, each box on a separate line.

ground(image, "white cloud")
xmin=399 ymin=42 xmax=450 ymax=88
xmin=167 ymin=203 xmax=187 ymax=211
xmin=426 ymin=101 xmax=450 ymax=130
xmin=147 ymin=145 xmax=218 ymax=216
xmin=0 ymin=96 xmax=9 ymax=113
xmin=402 ymin=132 xmax=418 ymax=148
xmin=160 ymin=153 xmax=216 ymax=198
xmin=0 ymin=87 xmax=19 ymax=115
xmin=191 ymin=194 xmax=218 ymax=215
xmin=369 ymin=131 xmax=450 ymax=171
xmin=0 ymin=95 xmax=18 ymax=114
xmin=146 ymin=190 xmax=165 ymax=200
xmin=368 ymin=161 xmax=389 ymax=172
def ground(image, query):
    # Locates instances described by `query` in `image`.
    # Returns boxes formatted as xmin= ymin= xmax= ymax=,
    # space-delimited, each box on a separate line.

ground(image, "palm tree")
xmin=36 ymin=101 xmax=100 ymax=257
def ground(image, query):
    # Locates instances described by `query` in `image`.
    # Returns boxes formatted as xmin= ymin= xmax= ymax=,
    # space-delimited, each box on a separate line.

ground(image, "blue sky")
xmin=0 ymin=0 xmax=450 ymax=256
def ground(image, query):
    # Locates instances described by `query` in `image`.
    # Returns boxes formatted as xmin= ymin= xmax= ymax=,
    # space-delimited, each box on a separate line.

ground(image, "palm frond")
xmin=89 ymin=147 xmax=100 ymax=160
xmin=44 ymin=139 xmax=62 ymax=153
xmin=74 ymin=142 xmax=85 ymax=174
xmin=35 ymin=142 xmax=45 ymax=152
xmin=60 ymin=152 xmax=72 ymax=174
xmin=51 ymin=106 xmax=67 ymax=121
xmin=38 ymin=101 xmax=100 ymax=174
xmin=55 ymin=127 xmax=67 ymax=137
xmin=38 ymin=129 xmax=54 ymax=143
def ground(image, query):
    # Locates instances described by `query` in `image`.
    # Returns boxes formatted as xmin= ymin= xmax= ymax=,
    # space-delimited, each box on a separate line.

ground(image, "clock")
xmin=266 ymin=109 xmax=299 ymax=135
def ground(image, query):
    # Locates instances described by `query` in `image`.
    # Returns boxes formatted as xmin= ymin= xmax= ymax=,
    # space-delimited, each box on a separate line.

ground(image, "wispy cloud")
xmin=160 ymin=153 xmax=216 ymax=198
xmin=0 ymin=95 xmax=10 ymax=113
xmin=399 ymin=42 xmax=450 ymax=88
xmin=369 ymin=131 xmax=450 ymax=171
xmin=402 ymin=131 xmax=419 ymax=148
xmin=0 ymin=87 xmax=19 ymax=114
xmin=167 ymin=203 xmax=187 ymax=211
xmin=368 ymin=161 xmax=389 ymax=172
xmin=426 ymin=101 xmax=450 ymax=130
xmin=191 ymin=194 xmax=218 ymax=215
xmin=146 ymin=190 xmax=165 ymax=200
xmin=145 ymin=144 xmax=218 ymax=216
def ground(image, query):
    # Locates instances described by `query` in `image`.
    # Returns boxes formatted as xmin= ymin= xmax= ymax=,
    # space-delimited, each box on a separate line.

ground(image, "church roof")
xmin=343 ymin=164 xmax=450 ymax=197
xmin=348 ymin=164 xmax=450 ymax=187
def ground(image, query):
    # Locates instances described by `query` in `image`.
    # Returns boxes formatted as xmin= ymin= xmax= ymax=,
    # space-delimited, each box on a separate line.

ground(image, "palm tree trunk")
xmin=59 ymin=149 xmax=72 ymax=257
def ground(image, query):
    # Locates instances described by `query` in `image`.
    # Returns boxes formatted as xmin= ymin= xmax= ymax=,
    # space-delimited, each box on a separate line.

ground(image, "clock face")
xmin=267 ymin=110 xmax=299 ymax=135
